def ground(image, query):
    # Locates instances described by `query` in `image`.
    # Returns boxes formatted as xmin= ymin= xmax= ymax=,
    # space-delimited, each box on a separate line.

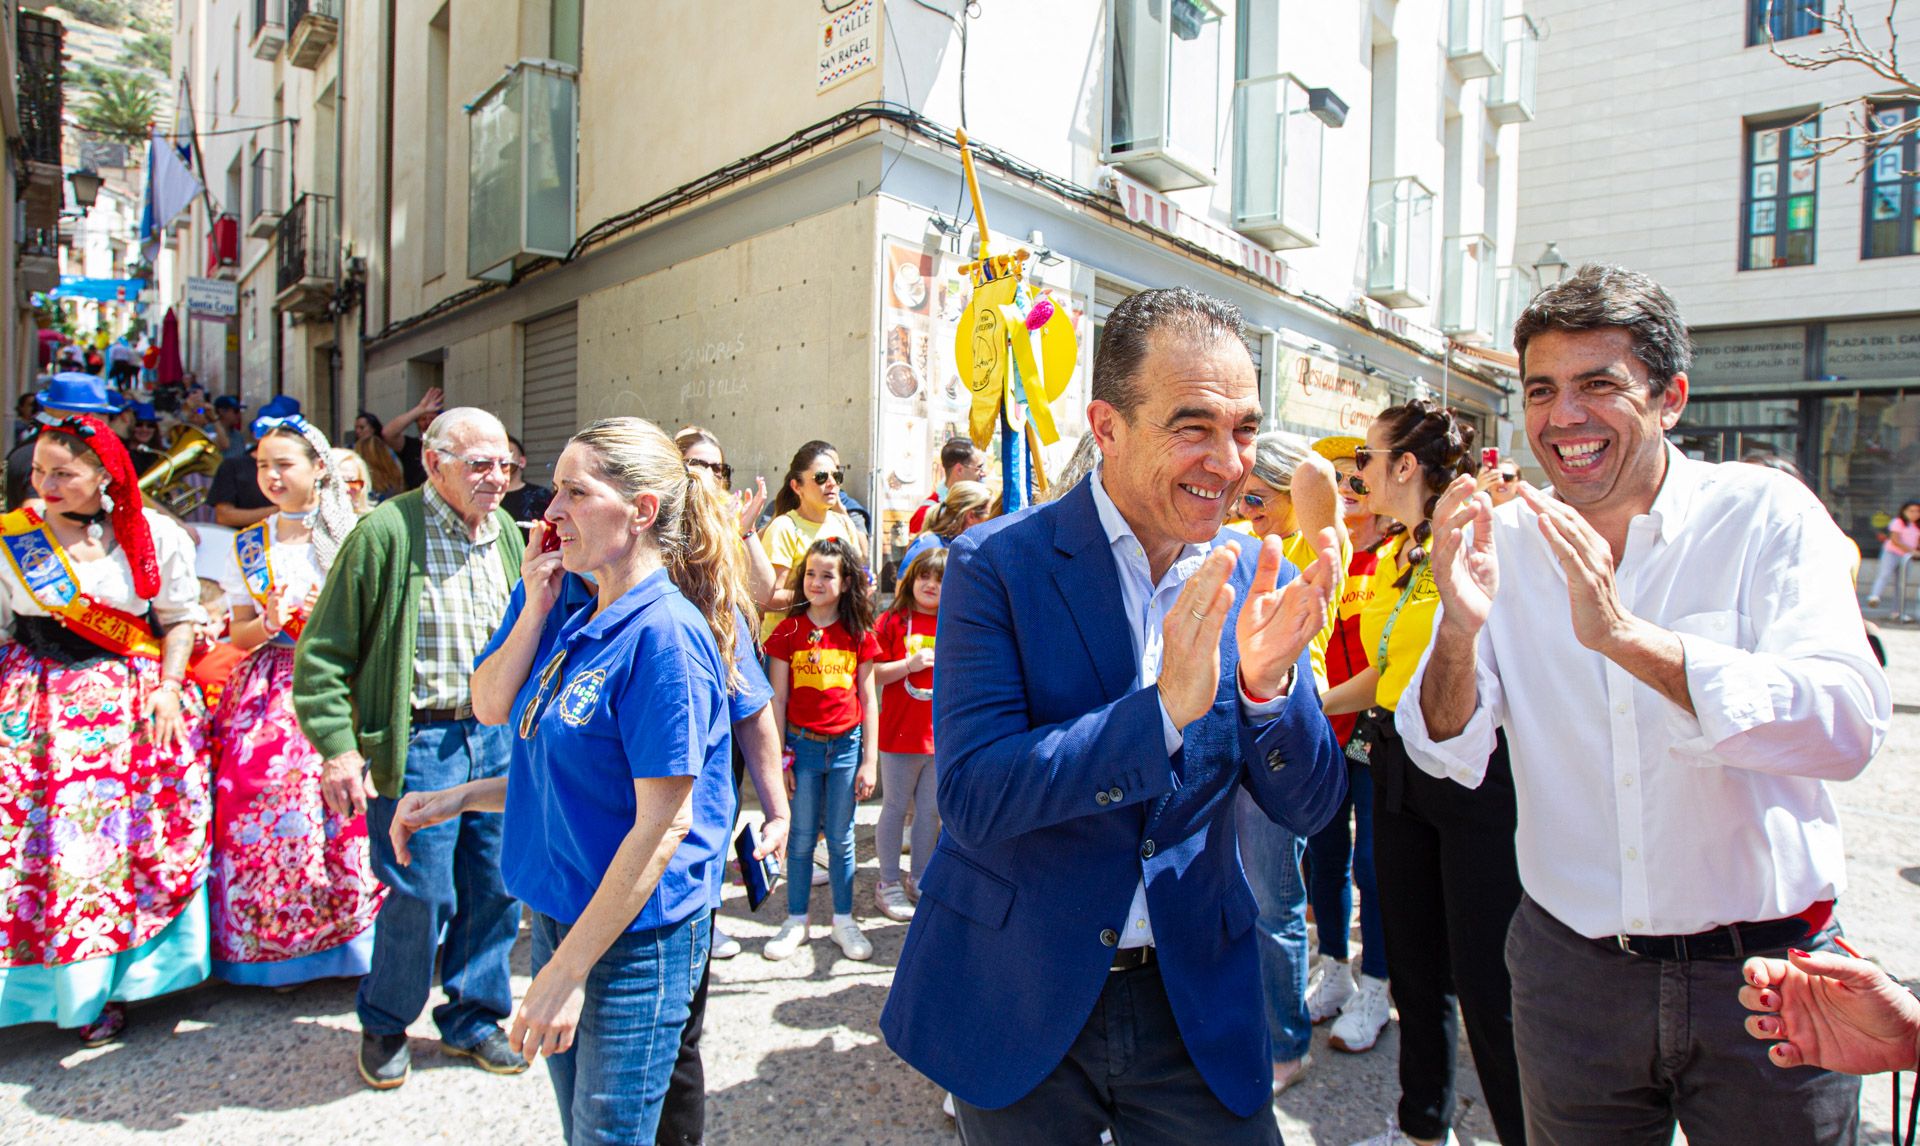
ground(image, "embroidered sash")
xmin=0 ymin=507 xmax=163 ymax=660
xmin=235 ymin=520 xmax=305 ymax=640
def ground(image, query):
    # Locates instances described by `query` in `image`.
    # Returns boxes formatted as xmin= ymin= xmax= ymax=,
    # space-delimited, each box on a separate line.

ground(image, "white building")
xmin=168 ymin=0 xmax=344 ymax=429
xmin=1516 ymin=0 xmax=1920 ymax=546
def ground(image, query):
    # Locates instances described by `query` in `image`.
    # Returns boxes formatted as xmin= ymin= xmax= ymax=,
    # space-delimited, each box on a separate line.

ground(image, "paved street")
xmin=4 ymin=626 xmax=1917 ymax=1145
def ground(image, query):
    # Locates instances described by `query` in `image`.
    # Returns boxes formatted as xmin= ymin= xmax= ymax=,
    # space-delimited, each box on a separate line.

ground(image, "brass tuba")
xmin=139 ymin=426 xmax=221 ymax=515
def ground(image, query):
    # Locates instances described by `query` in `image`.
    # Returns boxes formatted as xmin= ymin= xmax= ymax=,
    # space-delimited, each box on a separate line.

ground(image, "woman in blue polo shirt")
xmin=389 ymin=416 xmax=755 ymax=1144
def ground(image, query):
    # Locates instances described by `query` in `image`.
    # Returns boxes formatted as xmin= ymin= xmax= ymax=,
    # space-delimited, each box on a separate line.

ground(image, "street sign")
xmin=186 ymin=276 xmax=239 ymax=318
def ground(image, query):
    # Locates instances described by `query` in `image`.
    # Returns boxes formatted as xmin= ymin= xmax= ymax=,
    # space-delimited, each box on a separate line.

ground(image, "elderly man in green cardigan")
xmin=294 ymin=407 xmax=530 ymax=1091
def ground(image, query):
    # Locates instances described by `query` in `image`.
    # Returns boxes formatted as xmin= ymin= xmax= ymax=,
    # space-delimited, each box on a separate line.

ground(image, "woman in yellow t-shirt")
xmin=1231 ymin=430 xmax=1343 ymax=1094
xmin=758 ymin=440 xmax=868 ymax=639
xmin=1320 ymin=399 xmax=1529 ymax=1146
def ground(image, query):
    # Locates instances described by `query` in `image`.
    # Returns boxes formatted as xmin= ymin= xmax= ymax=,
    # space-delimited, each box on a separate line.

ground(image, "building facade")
xmin=196 ymin=0 xmax=1531 ymax=565
xmin=1517 ymin=0 xmax=1920 ymax=548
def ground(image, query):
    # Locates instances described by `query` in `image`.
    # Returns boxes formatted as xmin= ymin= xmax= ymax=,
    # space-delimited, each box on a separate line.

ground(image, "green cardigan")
xmin=292 ymin=488 xmax=525 ymax=798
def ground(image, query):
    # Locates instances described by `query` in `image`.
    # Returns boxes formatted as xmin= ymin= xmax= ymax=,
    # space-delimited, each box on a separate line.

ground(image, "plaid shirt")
xmin=413 ymin=483 xmax=511 ymax=709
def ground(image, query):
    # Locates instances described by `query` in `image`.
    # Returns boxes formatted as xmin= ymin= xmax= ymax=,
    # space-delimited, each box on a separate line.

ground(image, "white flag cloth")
xmin=140 ymin=129 xmax=203 ymax=265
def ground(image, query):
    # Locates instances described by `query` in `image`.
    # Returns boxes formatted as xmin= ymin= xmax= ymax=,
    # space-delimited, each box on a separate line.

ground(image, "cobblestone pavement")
xmin=4 ymin=628 xmax=1917 ymax=1145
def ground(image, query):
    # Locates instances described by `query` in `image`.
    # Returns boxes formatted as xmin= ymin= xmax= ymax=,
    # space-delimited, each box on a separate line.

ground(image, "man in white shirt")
xmin=1401 ymin=263 xmax=1889 ymax=1145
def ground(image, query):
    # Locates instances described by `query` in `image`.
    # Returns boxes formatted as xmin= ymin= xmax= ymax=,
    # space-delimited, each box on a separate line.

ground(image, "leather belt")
xmin=1607 ymin=915 xmax=1821 ymax=961
xmin=785 ymin=724 xmax=846 ymax=743
xmin=414 ymin=703 xmax=474 ymax=723
xmin=1110 ymin=945 xmax=1156 ymax=973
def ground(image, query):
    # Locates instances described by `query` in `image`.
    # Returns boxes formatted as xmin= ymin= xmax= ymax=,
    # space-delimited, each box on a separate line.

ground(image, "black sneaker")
xmin=358 ymin=1032 xmax=412 ymax=1090
xmin=444 ymin=1027 xmax=529 ymax=1075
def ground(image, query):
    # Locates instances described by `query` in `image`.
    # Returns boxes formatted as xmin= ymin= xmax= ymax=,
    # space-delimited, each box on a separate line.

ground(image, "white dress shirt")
xmin=1088 ymin=468 xmax=1287 ymax=948
xmin=1397 ymin=448 xmax=1889 ymax=939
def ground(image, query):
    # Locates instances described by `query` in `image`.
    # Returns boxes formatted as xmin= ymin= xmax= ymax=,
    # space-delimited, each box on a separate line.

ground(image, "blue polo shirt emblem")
xmin=556 ymin=669 xmax=607 ymax=727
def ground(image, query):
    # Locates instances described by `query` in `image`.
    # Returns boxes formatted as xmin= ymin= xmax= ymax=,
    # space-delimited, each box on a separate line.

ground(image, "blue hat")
xmin=213 ymin=394 xmax=244 ymax=412
xmin=131 ymin=401 xmax=158 ymax=423
xmin=251 ymin=394 xmax=304 ymax=439
xmin=36 ymin=372 xmax=121 ymax=416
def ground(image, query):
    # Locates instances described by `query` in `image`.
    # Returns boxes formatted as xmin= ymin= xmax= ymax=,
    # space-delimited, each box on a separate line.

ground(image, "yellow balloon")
xmin=1036 ymin=293 xmax=1078 ymax=403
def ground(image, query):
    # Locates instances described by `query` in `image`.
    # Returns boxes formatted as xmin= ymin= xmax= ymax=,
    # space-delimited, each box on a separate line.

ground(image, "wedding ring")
xmin=1188 ymin=607 xmax=1207 ymax=621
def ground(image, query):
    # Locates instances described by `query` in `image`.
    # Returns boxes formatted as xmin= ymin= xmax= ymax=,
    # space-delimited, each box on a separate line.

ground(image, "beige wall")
xmin=575 ymin=198 xmax=879 ymax=499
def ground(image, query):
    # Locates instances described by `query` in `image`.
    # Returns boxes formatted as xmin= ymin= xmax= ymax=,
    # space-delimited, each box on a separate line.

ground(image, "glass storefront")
xmin=1673 ymin=390 xmax=1920 ymax=550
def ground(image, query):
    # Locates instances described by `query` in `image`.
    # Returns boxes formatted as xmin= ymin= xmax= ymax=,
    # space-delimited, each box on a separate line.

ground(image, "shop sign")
xmin=1273 ymin=347 xmax=1389 ymax=436
xmin=1823 ymin=316 xmax=1920 ymax=382
xmin=186 ymin=276 xmax=239 ymax=319
xmin=1689 ymin=325 xmax=1805 ymax=388
xmin=818 ymin=0 xmax=877 ymax=93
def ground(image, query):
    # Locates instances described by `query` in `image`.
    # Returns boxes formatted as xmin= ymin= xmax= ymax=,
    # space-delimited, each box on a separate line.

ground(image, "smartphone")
xmin=1481 ymin=447 xmax=1500 ymax=470
xmin=734 ymin=822 xmax=782 ymax=912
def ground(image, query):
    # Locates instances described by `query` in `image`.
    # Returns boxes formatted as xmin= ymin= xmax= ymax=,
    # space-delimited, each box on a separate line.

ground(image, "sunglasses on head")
xmin=811 ymin=469 xmax=846 ymax=486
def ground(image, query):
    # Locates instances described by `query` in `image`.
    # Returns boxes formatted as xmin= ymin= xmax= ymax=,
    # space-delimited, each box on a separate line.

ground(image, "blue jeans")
xmin=358 ymin=718 xmax=519 ymax=1048
xmin=533 ymin=909 xmax=710 ymax=1145
xmin=1234 ymin=789 xmax=1311 ymax=1063
xmin=1306 ymin=758 xmax=1388 ymax=980
xmin=786 ymin=726 xmax=860 ymax=917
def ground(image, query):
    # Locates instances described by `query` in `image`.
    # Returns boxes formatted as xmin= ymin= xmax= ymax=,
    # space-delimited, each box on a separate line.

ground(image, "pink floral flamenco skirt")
xmin=209 ymin=644 xmax=384 ymax=986
xmin=0 ymin=641 xmax=213 ymax=1029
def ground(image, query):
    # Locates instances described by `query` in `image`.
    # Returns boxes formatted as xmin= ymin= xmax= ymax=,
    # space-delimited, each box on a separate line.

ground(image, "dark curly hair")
xmin=1513 ymin=263 xmax=1691 ymax=398
xmin=1372 ymin=398 xmax=1478 ymax=586
xmin=783 ymin=536 xmax=875 ymax=641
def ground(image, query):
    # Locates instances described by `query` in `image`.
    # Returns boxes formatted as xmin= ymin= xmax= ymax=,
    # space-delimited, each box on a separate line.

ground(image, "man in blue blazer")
xmin=881 ymin=288 xmax=1347 ymax=1143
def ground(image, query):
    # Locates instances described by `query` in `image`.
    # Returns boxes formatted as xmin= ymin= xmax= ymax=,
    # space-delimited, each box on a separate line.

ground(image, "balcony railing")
xmin=1490 ymin=265 xmax=1539 ymax=351
xmin=1440 ymin=234 xmax=1499 ymax=341
xmin=1232 ymin=73 xmax=1324 ymax=250
xmin=1366 ymin=176 xmax=1435 ymax=309
xmin=1487 ymin=16 xmax=1540 ymax=125
xmin=276 ymin=193 xmax=337 ymax=315
xmin=287 ymin=0 xmax=338 ymax=69
xmin=1447 ymin=0 xmax=1502 ymax=80
xmin=252 ymin=0 xmax=285 ymax=59
xmin=18 ymin=12 xmax=65 ymax=165
xmin=249 ymin=149 xmax=285 ymax=238
xmin=468 ymin=60 xmax=578 ymax=282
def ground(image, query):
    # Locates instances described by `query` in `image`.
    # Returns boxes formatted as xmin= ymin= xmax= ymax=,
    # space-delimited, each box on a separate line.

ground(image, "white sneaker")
xmin=941 ymin=1091 xmax=956 ymax=1119
xmin=1271 ymin=1053 xmax=1312 ymax=1095
xmin=1328 ymin=974 xmax=1392 ymax=1053
xmin=711 ymin=929 xmax=742 ymax=960
xmin=762 ymin=917 xmax=809 ymax=961
xmin=874 ymin=880 xmax=915 ymax=921
xmin=1306 ymin=959 xmax=1356 ymax=1024
xmin=830 ymin=917 xmax=873 ymax=961
xmin=1868 ymin=595 xmax=1882 ymax=607
xmin=811 ymin=865 xmax=829 ymax=886
xmin=901 ymin=871 xmax=921 ymax=903
xmin=1347 ymin=1121 xmax=1454 ymax=1146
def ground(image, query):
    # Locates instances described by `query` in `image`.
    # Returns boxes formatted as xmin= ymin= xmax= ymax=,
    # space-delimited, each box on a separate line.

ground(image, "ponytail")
xmin=672 ymin=468 xmax=755 ymax=692
xmin=1371 ymin=398 xmax=1478 ymax=587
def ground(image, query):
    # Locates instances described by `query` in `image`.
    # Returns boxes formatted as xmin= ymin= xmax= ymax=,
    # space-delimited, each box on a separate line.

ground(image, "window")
xmin=1864 ymin=103 xmax=1918 ymax=259
xmin=550 ymin=0 xmax=582 ymax=68
xmin=1748 ymin=0 xmax=1824 ymax=46
xmin=1741 ymin=118 xmax=1818 ymax=270
xmin=1105 ymin=0 xmax=1223 ymax=191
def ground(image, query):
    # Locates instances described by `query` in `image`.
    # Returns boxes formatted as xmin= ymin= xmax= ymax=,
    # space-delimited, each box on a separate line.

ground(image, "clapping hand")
xmin=1517 ymin=484 xmax=1633 ymax=652
xmin=1430 ymin=474 xmax=1497 ymax=639
xmin=734 ymin=478 xmax=768 ymax=537
xmin=1236 ymin=531 xmax=1337 ymax=698
xmin=1157 ymin=548 xmax=1239 ymax=731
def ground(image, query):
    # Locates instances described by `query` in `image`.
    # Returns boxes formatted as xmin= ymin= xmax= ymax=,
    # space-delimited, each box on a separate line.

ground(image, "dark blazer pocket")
xmin=919 ymin=849 xmax=1016 ymax=930
xmin=1222 ymin=879 xmax=1260 ymax=939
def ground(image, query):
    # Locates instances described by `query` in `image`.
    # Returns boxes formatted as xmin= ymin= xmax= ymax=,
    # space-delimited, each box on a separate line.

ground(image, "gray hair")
xmin=1249 ymin=430 xmax=1316 ymax=493
xmin=423 ymin=407 xmax=507 ymax=453
xmin=1091 ymin=287 xmax=1249 ymax=419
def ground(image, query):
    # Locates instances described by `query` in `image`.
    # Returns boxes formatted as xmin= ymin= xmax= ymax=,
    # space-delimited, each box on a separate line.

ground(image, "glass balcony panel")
xmin=468 ymin=60 xmax=578 ymax=282
xmin=1448 ymin=0 xmax=1501 ymax=80
xmin=1488 ymin=16 xmax=1539 ymax=125
xmin=1105 ymin=0 xmax=1221 ymax=191
xmin=1233 ymin=73 xmax=1323 ymax=248
xmin=1367 ymin=177 xmax=1435 ymax=308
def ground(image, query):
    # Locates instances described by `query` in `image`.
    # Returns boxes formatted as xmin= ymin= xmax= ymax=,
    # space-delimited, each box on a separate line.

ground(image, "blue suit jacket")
xmin=879 ymin=480 xmax=1346 ymax=1117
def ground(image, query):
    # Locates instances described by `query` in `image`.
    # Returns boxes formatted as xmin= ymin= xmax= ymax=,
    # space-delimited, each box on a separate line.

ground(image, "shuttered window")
xmin=520 ymin=306 xmax=578 ymax=484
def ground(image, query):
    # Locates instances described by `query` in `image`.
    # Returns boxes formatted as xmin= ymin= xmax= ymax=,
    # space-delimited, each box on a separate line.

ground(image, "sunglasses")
xmin=687 ymin=458 xmax=734 ymax=482
xmin=1496 ymin=469 xmax=1519 ymax=483
xmin=1351 ymin=446 xmax=1379 ymax=470
xmin=1240 ymin=491 xmax=1268 ymax=511
xmin=444 ymin=454 xmax=517 ymax=476
xmin=811 ymin=469 xmax=847 ymax=486
xmin=519 ymin=648 xmax=570 ymax=740
xmin=1341 ymin=472 xmax=1369 ymax=496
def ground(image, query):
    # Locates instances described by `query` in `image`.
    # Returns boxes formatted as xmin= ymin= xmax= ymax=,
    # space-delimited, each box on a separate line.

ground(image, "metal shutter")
xmin=521 ymin=307 xmax=578 ymax=484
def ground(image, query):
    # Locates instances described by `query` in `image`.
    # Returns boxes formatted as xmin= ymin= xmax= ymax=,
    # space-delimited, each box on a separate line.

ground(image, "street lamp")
xmin=1532 ymin=241 xmax=1569 ymax=286
xmin=67 ymin=168 xmax=104 ymax=209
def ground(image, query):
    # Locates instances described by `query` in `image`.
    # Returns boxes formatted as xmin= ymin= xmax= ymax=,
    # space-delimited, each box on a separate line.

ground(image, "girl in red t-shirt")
xmin=870 ymin=548 xmax=944 ymax=922
xmin=763 ymin=538 xmax=880 ymax=962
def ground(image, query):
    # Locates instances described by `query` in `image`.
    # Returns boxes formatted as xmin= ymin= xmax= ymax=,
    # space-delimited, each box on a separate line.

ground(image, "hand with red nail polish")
xmin=1738 ymin=946 xmax=1920 ymax=1075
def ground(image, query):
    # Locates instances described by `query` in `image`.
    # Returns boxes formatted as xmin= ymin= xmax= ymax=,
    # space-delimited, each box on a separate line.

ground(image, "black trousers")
xmin=656 ymin=742 xmax=752 ymax=1145
xmin=1371 ymin=728 xmax=1527 ymax=1144
xmin=952 ymin=961 xmax=1281 ymax=1146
